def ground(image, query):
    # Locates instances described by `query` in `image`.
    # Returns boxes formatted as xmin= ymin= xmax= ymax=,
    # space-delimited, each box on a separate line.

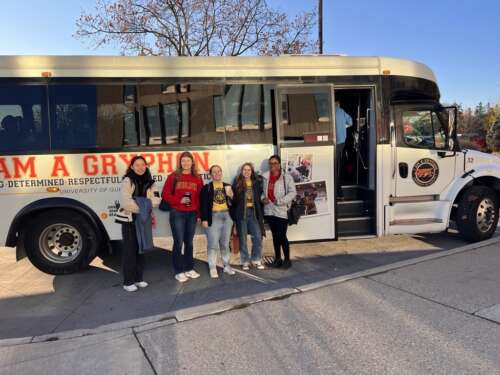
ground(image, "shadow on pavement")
xmin=0 ymin=238 xmax=461 ymax=340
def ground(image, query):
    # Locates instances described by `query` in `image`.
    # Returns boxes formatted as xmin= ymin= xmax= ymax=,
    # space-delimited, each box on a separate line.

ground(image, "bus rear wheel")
xmin=24 ymin=209 xmax=98 ymax=275
xmin=456 ymin=186 xmax=499 ymax=242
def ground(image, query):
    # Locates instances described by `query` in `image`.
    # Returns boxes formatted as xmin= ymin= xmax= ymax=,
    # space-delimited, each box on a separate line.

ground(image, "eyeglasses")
xmin=269 ymin=161 xmax=280 ymax=165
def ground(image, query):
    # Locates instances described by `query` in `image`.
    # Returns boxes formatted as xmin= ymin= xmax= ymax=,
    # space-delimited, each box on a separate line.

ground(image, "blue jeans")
xmin=236 ymin=208 xmax=262 ymax=264
xmin=169 ymin=209 xmax=197 ymax=274
xmin=205 ymin=211 xmax=233 ymax=269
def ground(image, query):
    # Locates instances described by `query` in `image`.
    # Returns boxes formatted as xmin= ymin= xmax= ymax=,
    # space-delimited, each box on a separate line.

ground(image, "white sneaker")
xmin=123 ymin=284 xmax=138 ymax=292
xmin=185 ymin=270 xmax=201 ymax=279
xmin=242 ymin=263 xmax=250 ymax=271
xmin=252 ymin=261 xmax=265 ymax=270
xmin=209 ymin=268 xmax=219 ymax=278
xmin=224 ymin=265 xmax=236 ymax=275
xmin=135 ymin=281 xmax=148 ymax=288
xmin=175 ymin=273 xmax=189 ymax=283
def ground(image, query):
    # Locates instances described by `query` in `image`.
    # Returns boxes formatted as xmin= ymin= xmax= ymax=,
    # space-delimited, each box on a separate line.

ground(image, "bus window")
xmin=138 ymin=84 xmax=209 ymax=145
xmin=50 ymin=85 xmax=97 ymax=150
xmin=97 ymin=85 xmax=135 ymax=149
xmin=144 ymin=106 xmax=163 ymax=145
xmin=401 ymin=110 xmax=447 ymax=149
xmin=123 ymin=111 xmax=139 ymax=146
xmin=0 ymin=85 xmax=49 ymax=154
xmin=279 ymin=91 xmax=333 ymax=144
xmin=223 ymin=84 xmax=273 ymax=144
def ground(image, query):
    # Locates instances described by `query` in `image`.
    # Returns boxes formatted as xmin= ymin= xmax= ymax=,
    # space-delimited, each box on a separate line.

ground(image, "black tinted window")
xmin=50 ymin=85 xmax=97 ymax=150
xmin=0 ymin=85 xmax=49 ymax=154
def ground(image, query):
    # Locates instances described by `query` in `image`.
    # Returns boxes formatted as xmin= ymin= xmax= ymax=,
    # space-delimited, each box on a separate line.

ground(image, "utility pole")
xmin=318 ymin=0 xmax=323 ymax=54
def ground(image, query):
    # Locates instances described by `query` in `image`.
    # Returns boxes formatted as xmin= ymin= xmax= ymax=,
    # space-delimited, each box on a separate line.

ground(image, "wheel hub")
xmin=476 ymin=198 xmax=496 ymax=233
xmin=39 ymin=224 xmax=82 ymax=264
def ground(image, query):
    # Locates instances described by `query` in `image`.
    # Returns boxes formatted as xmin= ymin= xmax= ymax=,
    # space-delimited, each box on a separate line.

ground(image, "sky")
xmin=0 ymin=0 xmax=499 ymax=108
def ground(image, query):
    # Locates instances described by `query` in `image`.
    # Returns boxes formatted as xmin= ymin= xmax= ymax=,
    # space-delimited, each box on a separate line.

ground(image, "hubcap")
xmin=39 ymin=223 xmax=83 ymax=264
xmin=476 ymin=198 xmax=496 ymax=233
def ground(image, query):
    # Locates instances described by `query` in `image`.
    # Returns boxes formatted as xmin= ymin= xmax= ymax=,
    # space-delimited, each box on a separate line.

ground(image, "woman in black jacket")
xmin=231 ymin=162 xmax=265 ymax=271
xmin=200 ymin=165 xmax=236 ymax=278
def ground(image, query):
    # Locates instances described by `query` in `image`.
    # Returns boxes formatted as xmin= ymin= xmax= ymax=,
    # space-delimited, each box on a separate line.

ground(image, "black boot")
xmin=282 ymin=259 xmax=292 ymax=269
xmin=270 ymin=258 xmax=283 ymax=268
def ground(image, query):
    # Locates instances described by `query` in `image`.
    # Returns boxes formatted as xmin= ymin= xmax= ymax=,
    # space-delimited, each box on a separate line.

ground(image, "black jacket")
xmin=231 ymin=176 xmax=265 ymax=235
xmin=200 ymin=181 xmax=233 ymax=226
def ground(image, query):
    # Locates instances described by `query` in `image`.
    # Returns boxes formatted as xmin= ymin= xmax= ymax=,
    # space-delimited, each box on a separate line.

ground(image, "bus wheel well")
xmin=451 ymin=177 xmax=500 ymax=222
xmin=8 ymin=198 xmax=110 ymax=261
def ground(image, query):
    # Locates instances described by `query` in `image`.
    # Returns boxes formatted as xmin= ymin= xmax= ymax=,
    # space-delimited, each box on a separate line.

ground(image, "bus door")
xmin=275 ymin=85 xmax=337 ymax=241
xmin=388 ymin=103 xmax=459 ymax=233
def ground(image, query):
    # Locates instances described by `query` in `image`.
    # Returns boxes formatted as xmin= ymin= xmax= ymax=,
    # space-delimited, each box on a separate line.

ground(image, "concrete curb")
xmin=297 ymin=235 xmax=500 ymax=293
xmin=2 ymin=236 xmax=499 ymax=348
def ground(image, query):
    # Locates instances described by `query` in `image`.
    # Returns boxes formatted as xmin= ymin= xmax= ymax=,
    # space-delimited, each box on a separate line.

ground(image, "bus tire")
xmin=24 ymin=209 xmax=98 ymax=275
xmin=456 ymin=186 xmax=499 ymax=242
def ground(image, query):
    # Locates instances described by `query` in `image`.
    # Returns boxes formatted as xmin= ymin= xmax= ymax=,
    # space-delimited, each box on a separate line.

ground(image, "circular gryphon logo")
xmin=412 ymin=158 xmax=439 ymax=187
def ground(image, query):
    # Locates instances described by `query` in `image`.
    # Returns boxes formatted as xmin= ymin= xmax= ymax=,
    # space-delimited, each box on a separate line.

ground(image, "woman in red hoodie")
xmin=162 ymin=151 xmax=204 ymax=283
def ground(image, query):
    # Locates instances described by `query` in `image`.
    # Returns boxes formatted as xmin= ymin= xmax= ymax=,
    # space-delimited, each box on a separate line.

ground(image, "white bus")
xmin=1 ymin=55 xmax=499 ymax=275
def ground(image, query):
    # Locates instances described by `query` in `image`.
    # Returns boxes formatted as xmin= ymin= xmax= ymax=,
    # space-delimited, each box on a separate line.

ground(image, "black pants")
xmin=121 ymin=222 xmax=145 ymax=285
xmin=266 ymin=216 xmax=290 ymax=261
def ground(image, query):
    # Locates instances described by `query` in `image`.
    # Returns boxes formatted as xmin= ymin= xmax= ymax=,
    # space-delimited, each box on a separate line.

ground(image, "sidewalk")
xmin=0 ymin=229 xmax=496 ymax=342
xmin=1 ymin=233 xmax=499 ymax=374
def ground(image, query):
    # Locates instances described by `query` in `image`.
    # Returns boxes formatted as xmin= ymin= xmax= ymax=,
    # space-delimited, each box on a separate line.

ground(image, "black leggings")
xmin=121 ymin=222 xmax=144 ymax=285
xmin=266 ymin=216 xmax=290 ymax=261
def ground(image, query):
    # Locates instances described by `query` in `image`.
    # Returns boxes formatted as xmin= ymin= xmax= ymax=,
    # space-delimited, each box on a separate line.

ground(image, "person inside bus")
xmin=0 ymin=115 xmax=19 ymax=149
xmin=200 ymin=165 xmax=237 ymax=278
xmin=118 ymin=155 xmax=160 ymax=292
xmin=335 ymin=102 xmax=353 ymax=199
xmin=231 ymin=162 xmax=266 ymax=271
xmin=262 ymin=155 xmax=297 ymax=269
xmin=162 ymin=151 xmax=204 ymax=283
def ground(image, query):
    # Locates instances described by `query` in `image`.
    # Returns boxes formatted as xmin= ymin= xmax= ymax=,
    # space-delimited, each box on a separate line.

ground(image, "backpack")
xmin=159 ymin=175 xmax=177 ymax=211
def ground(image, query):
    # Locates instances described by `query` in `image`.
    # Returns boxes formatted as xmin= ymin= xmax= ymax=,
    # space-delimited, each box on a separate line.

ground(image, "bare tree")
xmin=75 ymin=0 xmax=317 ymax=56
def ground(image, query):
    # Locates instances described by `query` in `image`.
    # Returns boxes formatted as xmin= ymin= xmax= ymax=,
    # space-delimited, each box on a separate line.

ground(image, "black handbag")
xmin=283 ymin=174 xmax=301 ymax=225
xmin=159 ymin=175 xmax=177 ymax=212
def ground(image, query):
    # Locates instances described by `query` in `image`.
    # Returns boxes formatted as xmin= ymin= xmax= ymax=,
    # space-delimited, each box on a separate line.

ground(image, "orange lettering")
xmin=141 ymin=153 xmax=155 ymax=169
xmin=101 ymin=154 xmax=117 ymax=175
xmin=157 ymin=153 xmax=174 ymax=173
xmin=83 ymin=155 xmax=99 ymax=176
xmin=193 ymin=152 xmax=209 ymax=172
xmin=51 ymin=156 xmax=69 ymax=177
xmin=119 ymin=153 xmax=137 ymax=168
xmin=0 ymin=158 xmax=11 ymax=178
xmin=13 ymin=157 xmax=37 ymax=178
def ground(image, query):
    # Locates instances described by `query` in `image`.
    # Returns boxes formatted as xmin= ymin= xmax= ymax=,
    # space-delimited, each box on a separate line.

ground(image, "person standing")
xmin=262 ymin=155 xmax=297 ymax=269
xmin=200 ymin=165 xmax=236 ymax=278
xmin=117 ymin=156 xmax=160 ymax=292
xmin=162 ymin=151 xmax=204 ymax=283
xmin=335 ymin=102 xmax=352 ymax=199
xmin=231 ymin=163 xmax=265 ymax=271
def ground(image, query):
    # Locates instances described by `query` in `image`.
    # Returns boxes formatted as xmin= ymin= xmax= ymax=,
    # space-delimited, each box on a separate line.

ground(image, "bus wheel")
xmin=456 ymin=186 xmax=499 ymax=242
xmin=24 ymin=209 xmax=98 ymax=275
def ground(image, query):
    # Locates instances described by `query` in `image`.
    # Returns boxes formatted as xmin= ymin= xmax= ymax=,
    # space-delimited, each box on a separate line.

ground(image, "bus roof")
xmin=0 ymin=55 xmax=437 ymax=83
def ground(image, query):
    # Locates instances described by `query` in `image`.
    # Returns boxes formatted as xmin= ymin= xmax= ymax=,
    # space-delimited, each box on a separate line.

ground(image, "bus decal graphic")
xmin=412 ymin=158 xmax=439 ymax=187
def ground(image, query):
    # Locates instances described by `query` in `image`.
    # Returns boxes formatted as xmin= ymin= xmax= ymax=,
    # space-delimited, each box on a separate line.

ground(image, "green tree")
xmin=486 ymin=117 xmax=500 ymax=152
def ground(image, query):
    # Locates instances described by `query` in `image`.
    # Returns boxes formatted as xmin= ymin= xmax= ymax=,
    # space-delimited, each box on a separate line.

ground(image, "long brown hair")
xmin=175 ymin=151 xmax=198 ymax=176
xmin=236 ymin=162 xmax=256 ymax=192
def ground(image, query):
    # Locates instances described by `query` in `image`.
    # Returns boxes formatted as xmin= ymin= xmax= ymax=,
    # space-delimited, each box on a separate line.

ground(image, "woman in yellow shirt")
xmin=231 ymin=163 xmax=266 ymax=271
xmin=200 ymin=165 xmax=236 ymax=278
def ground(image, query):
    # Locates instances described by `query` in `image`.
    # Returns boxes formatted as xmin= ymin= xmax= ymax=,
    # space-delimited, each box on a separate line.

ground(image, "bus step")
xmin=337 ymin=200 xmax=373 ymax=219
xmin=339 ymin=185 xmax=371 ymax=201
xmin=337 ymin=216 xmax=374 ymax=236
